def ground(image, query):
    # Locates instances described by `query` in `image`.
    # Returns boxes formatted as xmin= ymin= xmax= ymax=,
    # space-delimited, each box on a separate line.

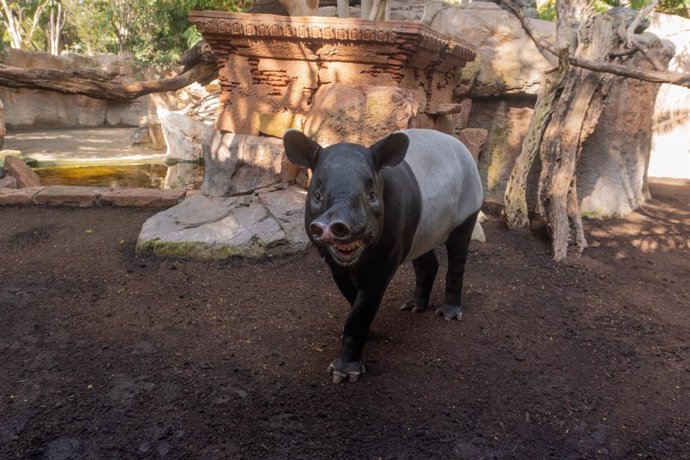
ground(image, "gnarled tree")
xmin=499 ymin=0 xmax=689 ymax=261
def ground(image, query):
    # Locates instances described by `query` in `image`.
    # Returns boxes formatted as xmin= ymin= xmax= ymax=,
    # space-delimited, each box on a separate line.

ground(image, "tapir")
xmin=283 ymin=128 xmax=483 ymax=383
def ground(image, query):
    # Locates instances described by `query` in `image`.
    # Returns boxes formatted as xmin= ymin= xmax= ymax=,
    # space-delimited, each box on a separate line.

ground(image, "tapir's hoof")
xmin=327 ymin=359 xmax=367 ymax=384
xmin=435 ymin=304 xmax=463 ymax=321
xmin=399 ymin=299 xmax=428 ymax=313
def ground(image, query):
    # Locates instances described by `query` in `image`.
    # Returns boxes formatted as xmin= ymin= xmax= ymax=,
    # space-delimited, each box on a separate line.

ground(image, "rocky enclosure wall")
xmin=427 ymin=4 xmax=688 ymax=216
xmin=0 ymin=49 xmax=152 ymax=128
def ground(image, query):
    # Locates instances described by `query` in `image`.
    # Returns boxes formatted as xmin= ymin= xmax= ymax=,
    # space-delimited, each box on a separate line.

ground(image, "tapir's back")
xmin=401 ymin=129 xmax=483 ymax=262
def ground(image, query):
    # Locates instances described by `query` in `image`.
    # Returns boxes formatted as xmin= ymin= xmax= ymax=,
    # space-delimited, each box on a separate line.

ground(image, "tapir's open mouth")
xmin=329 ymin=240 xmax=365 ymax=265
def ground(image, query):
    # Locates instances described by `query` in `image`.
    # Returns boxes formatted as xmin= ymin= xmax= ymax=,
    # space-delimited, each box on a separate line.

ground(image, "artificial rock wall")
xmin=430 ymin=3 xmax=683 ymax=217
xmin=0 ymin=49 xmax=152 ymax=129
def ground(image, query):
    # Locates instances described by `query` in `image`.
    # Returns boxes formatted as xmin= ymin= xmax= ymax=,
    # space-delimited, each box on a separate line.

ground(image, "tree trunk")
xmin=502 ymin=1 xmax=660 ymax=261
xmin=503 ymin=72 xmax=559 ymax=230
xmin=499 ymin=0 xmax=685 ymax=261
xmin=0 ymin=62 xmax=216 ymax=101
xmin=0 ymin=42 xmax=218 ymax=102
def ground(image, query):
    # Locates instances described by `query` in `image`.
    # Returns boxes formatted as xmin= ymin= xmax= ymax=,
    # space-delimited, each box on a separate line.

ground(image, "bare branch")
xmin=622 ymin=0 xmax=666 ymax=70
xmin=498 ymin=0 xmax=690 ymax=89
xmin=627 ymin=0 xmax=658 ymax=46
xmin=568 ymin=56 xmax=690 ymax=88
xmin=496 ymin=0 xmax=558 ymax=61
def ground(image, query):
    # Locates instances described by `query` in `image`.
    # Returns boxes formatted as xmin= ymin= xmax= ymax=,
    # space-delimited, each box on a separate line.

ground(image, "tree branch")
xmin=568 ymin=56 xmax=690 ymax=88
xmin=497 ymin=0 xmax=690 ymax=89
xmin=0 ymin=61 xmax=217 ymax=101
xmin=0 ymin=41 xmax=218 ymax=101
xmin=496 ymin=0 xmax=558 ymax=60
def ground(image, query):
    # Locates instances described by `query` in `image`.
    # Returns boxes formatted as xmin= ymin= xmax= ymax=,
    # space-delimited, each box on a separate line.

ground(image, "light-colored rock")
xmin=5 ymin=48 xmax=132 ymax=74
xmin=258 ymin=185 xmax=311 ymax=250
xmin=457 ymin=128 xmax=488 ymax=162
xmin=163 ymin=163 xmax=204 ymax=191
xmin=131 ymin=126 xmax=153 ymax=146
xmin=316 ymin=5 xmax=338 ymax=16
xmin=0 ymin=90 xmax=109 ymax=127
xmin=134 ymin=117 xmax=166 ymax=150
xmin=0 ymin=175 xmax=17 ymax=189
xmin=390 ymin=0 xmax=446 ymax=23
xmin=304 ymin=84 xmax=420 ymax=147
xmin=158 ymin=110 xmax=215 ymax=162
xmin=279 ymin=0 xmax=319 ymax=16
xmin=33 ymin=186 xmax=105 ymax=207
xmin=468 ymin=99 xmax=538 ymax=205
xmin=578 ymin=33 xmax=673 ymax=217
xmin=3 ymin=156 xmax=41 ymax=188
xmin=431 ymin=2 xmax=556 ymax=97
xmin=0 ymin=186 xmax=45 ymax=205
xmin=106 ymin=98 xmax=153 ymax=127
xmin=101 ymin=188 xmax=186 ymax=208
xmin=137 ymin=191 xmax=309 ymax=259
xmin=0 ymin=49 xmax=150 ymax=128
xmin=256 ymin=111 xmax=304 ymax=138
xmin=410 ymin=113 xmax=436 ymax=130
xmin=647 ymin=13 xmax=690 ymax=180
xmin=149 ymin=121 xmax=166 ymax=150
xmin=202 ymin=132 xmax=287 ymax=197
xmin=434 ymin=98 xmax=473 ymax=135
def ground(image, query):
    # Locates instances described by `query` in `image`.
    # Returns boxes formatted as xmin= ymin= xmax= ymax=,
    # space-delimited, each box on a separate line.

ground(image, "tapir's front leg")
xmin=327 ymin=262 xmax=358 ymax=306
xmin=328 ymin=281 xmax=390 ymax=383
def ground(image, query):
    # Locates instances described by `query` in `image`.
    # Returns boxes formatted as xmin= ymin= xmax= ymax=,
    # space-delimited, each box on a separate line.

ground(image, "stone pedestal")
xmin=189 ymin=11 xmax=476 ymax=136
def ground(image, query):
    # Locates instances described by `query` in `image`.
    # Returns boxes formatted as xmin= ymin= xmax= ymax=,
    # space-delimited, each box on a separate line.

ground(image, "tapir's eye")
xmin=313 ymin=192 xmax=323 ymax=203
xmin=368 ymin=191 xmax=377 ymax=202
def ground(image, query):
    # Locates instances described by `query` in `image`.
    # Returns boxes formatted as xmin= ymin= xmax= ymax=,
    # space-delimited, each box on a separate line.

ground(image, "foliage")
xmin=0 ymin=0 xmax=249 ymax=62
xmin=538 ymin=0 xmax=690 ymax=20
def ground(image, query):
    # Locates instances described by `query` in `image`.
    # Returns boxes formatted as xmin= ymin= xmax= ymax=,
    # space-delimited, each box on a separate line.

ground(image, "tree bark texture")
xmin=503 ymin=73 xmax=559 ymax=230
xmin=0 ymin=42 xmax=218 ymax=102
xmin=0 ymin=61 xmax=216 ymax=101
xmin=503 ymin=3 xmax=633 ymax=260
xmin=539 ymin=12 xmax=625 ymax=261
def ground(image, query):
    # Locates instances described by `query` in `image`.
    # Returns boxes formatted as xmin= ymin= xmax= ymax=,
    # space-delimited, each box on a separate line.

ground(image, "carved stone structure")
xmin=189 ymin=11 xmax=476 ymax=136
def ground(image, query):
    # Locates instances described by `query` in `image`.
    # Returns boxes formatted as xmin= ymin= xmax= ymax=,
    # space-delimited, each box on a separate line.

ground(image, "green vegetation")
xmin=537 ymin=0 xmax=689 ymax=20
xmin=1 ymin=0 xmax=250 ymax=63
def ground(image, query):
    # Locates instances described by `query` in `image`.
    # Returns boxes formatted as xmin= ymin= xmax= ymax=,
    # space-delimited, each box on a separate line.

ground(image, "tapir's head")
xmin=283 ymin=130 xmax=410 ymax=266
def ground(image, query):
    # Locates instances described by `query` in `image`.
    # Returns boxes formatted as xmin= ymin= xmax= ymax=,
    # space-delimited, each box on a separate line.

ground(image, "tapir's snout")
xmin=308 ymin=204 xmax=370 ymax=266
xmin=309 ymin=220 xmax=352 ymax=242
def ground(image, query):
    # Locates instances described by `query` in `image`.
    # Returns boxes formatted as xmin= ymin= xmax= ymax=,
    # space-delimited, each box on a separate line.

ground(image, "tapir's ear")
xmin=369 ymin=131 xmax=410 ymax=170
xmin=283 ymin=129 xmax=322 ymax=169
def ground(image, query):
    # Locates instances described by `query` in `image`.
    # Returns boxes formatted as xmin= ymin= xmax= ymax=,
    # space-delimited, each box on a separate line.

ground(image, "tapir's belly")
xmin=402 ymin=129 xmax=483 ymax=263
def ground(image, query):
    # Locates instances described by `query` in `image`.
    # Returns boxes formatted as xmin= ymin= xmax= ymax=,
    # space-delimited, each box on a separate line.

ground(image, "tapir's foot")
xmin=435 ymin=304 xmax=463 ymax=321
xmin=399 ymin=299 xmax=428 ymax=313
xmin=327 ymin=358 xmax=367 ymax=384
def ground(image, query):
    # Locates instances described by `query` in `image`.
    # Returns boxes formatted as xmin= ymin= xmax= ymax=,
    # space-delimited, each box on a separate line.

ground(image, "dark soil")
xmin=1 ymin=180 xmax=688 ymax=459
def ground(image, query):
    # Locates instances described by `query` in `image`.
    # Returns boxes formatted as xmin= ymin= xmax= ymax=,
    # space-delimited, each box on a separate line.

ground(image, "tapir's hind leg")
xmin=400 ymin=250 xmax=439 ymax=313
xmin=436 ymin=210 xmax=480 ymax=321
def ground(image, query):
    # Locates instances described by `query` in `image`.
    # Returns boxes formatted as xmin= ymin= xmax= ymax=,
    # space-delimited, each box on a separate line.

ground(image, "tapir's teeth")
xmin=333 ymin=240 xmax=362 ymax=253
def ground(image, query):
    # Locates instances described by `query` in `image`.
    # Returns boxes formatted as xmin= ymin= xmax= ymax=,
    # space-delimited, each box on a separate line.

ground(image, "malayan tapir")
xmin=283 ymin=128 xmax=483 ymax=383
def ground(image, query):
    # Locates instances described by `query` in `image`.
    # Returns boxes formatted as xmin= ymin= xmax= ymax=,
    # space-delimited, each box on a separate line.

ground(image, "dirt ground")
xmin=1 ymin=179 xmax=688 ymax=459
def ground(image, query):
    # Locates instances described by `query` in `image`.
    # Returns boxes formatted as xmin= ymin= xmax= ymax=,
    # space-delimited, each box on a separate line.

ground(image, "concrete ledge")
xmin=34 ymin=185 xmax=108 ymax=207
xmin=0 ymin=185 xmax=186 ymax=208
xmin=0 ymin=186 xmax=46 ymax=205
xmin=101 ymin=188 xmax=186 ymax=208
